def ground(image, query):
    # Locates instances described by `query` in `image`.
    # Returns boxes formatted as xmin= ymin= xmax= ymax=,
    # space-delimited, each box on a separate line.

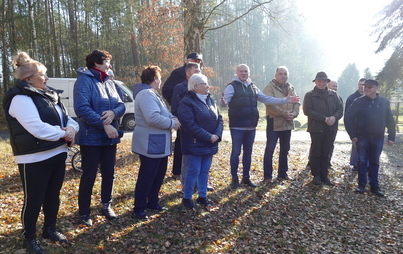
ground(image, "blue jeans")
xmin=230 ymin=129 xmax=256 ymax=180
xmin=183 ymin=155 xmax=213 ymax=199
xmin=356 ymin=136 xmax=384 ymax=187
xmin=263 ymin=129 xmax=291 ymax=179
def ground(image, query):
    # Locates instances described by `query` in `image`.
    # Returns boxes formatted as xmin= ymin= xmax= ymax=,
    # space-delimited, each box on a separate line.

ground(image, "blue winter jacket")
xmin=74 ymin=67 xmax=125 ymax=146
xmin=177 ymin=91 xmax=223 ymax=155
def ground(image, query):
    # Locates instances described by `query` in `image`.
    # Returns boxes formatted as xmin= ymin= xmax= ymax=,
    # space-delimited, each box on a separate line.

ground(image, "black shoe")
xmin=370 ymin=186 xmax=385 ymax=197
xmin=79 ymin=214 xmax=93 ymax=227
xmin=355 ymin=185 xmax=365 ymax=194
xmin=196 ymin=197 xmax=212 ymax=210
xmin=352 ymin=166 xmax=358 ymax=171
xmin=24 ymin=238 xmax=44 ymax=254
xmin=101 ymin=203 xmax=117 ymax=220
xmin=131 ymin=211 xmax=148 ymax=220
xmin=322 ymin=178 xmax=335 ymax=186
xmin=182 ymin=198 xmax=194 ymax=209
xmin=312 ymin=176 xmax=322 ymax=185
xmin=207 ymin=186 xmax=215 ymax=192
xmin=147 ymin=204 xmax=167 ymax=212
xmin=241 ymin=177 xmax=257 ymax=187
xmin=231 ymin=179 xmax=240 ymax=189
xmin=42 ymin=226 xmax=68 ymax=243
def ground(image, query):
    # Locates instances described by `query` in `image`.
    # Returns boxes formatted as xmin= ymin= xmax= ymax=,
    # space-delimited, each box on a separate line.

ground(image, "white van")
xmin=47 ymin=78 xmax=135 ymax=131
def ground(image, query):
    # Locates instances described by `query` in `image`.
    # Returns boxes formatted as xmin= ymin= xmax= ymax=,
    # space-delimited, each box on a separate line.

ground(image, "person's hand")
xmin=101 ymin=110 xmax=116 ymax=125
xmin=286 ymin=95 xmax=300 ymax=103
xmin=62 ymin=126 xmax=75 ymax=142
xmin=104 ymin=124 xmax=119 ymax=139
xmin=210 ymin=134 xmax=219 ymax=143
xmin=285 ymin=111 xmax=295 ymax=120
xmin=172 ymin=118 xmax=181 ymax=130
xmin=388 ymin=140 xmax=394 ymax=146
xmin=351 ymin=137 xmax=358 ymax=142
xmin=325 ymin=116 xmax=336 ymax=126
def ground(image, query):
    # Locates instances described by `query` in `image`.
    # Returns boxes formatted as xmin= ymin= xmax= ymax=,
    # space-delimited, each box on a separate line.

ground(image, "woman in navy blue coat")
xmin=177 ymin=73 xmax=223 ymax=209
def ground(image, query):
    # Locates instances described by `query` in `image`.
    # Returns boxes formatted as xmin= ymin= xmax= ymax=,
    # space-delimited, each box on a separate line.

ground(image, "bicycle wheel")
xmin=71 ymin=151 xmax=82 ymax=173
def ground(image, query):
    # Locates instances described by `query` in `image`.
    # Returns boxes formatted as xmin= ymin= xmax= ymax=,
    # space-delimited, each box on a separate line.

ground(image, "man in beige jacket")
xmin=263 ymin=66 xmax=300 ymax=183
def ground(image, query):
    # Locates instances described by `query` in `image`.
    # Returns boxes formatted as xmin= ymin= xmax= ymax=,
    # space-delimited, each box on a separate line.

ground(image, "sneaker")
xmin=147 ymin=204 xmax=167 ymax=212
xmin=79 ymin=214 xmax=93 ymax=227
xmin=231 ymin=178 xmax=240 ymax=189
xmin=312 ymin=176 xmax=322 ymax=185
xmin=101 ymin=203 xmax=117 ymax=220
xmin=182 ymin=198 xmax=194 ymax=209
xmin=207 ymin=185 xmax=215 ymax=192
xmin=352 ymin=166 xmax=358 ymax=171
xmin=42 ymin=226 xmax=68 ymax=244
xmin=131 ymin=211 xmax=148 ymax=220
xmin=241 ymin=177 xmax=257 ymax=187
xmin=24 ymin=238 xmax=43 ymax=254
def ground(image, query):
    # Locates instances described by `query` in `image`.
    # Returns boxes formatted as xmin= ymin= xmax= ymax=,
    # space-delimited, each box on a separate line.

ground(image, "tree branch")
xmin=203 ymin=0 xmax=274 ymax=35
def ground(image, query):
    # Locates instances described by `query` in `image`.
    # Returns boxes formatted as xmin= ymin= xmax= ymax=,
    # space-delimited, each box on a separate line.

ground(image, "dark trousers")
xmin=172 ymin=130 xmax=182 ymax=176
xmin=134 ymin=155 xmax=168 ymax=213
xmin=263 ymin=119 xmax=291 ymax=179
xmin=19 ymin=152 xmax=67 ymax=239
xmin=78 ymin=145 xmax=116 ymax=216
xmin=309 ymin=131 xmax=337 ymax=179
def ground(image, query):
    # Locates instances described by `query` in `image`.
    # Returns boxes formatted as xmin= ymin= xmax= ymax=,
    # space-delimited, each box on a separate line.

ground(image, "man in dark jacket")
xmin=171 ymin=62 xmax=200 ymax=186
xmin=162 ymin=52 xmax=203 ymax=105
xmin=303 ymin=72 xmax=343 ymax=186
xmin=344 ymin=80 xmax=395 ymax=197
xmin=345 ymin=78 xmax=366 ymax=171
xmin=162 ymin=52 xmax=202 ymax=180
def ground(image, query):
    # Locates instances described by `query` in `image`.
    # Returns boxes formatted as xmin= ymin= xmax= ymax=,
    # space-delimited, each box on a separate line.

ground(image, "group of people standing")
xmin=3 ymin=50 xmax=396 ymax=254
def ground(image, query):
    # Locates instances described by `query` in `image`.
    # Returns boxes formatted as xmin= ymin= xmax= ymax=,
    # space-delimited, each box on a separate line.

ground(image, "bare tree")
xmin=183 ymin=0 xmax=274 ymax=55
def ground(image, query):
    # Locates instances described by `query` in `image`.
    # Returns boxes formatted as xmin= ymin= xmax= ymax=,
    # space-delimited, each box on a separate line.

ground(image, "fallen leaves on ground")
xmin=0 ymin=132 xmax=402 ymax=253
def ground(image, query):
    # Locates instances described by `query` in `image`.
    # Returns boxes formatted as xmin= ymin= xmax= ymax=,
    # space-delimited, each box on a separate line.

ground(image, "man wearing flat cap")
xmin=162 ymin=53 xmax=203 ymax=181
xmin=303 ymin=72 xmax=343 ymax=186
xmin=344 ymin=80 xmax=395 ymax=197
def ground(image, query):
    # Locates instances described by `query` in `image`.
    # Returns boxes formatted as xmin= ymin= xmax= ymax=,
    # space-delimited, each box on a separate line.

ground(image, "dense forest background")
xmin=0 ymin=0 xmax=401 ymax=103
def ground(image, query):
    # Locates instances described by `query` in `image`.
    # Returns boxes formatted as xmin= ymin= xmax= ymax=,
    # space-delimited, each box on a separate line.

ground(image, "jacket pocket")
xmin=147 ymin=134 xmax=166 ymax=154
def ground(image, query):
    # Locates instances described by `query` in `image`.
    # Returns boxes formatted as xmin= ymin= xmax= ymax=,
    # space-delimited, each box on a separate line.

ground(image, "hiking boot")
xmin=231 ymin=178 xmax=240 ymax=189
xmin=241 ymin=177 xmax=257 ymax=187
xmin=101 ymin=203 xmax=117 ymax=220
xmin=42 ymin=225 xmax=68 ymax=243
xmin=182 ymin=198 xmax=194 ymax=209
